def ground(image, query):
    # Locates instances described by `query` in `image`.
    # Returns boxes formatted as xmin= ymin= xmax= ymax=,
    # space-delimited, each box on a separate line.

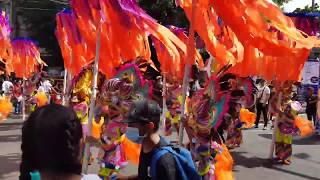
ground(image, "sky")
xmin=283 ymin=0 xmax=320 ymax=12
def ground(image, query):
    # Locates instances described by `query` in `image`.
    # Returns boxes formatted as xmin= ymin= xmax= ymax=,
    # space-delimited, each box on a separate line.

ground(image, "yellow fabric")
xmin=76 ymin=111 xmax=88 ymax=125
xmin=275 ymin=128 xmax=292 ymax=144
xmin=172 ymin=115 xmax=180 ymax=124
xmin=73 ymin=70 xmax=93 ymax=96
xmin=165 ymin=111 xmax=171 ymax=119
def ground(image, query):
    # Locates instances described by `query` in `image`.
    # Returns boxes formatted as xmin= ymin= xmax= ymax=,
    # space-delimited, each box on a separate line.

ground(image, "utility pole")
xmin=312 ymin=0 xmax=315 ymax=10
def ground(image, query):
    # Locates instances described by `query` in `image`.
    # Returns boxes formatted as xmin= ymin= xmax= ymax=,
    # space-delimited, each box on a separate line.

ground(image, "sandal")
xmin=283 ymin=160 xmax=291 ymax=165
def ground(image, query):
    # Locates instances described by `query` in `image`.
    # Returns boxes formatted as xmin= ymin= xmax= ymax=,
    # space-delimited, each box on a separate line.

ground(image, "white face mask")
xmin=125 ymin=127 xmax=147 ymax=144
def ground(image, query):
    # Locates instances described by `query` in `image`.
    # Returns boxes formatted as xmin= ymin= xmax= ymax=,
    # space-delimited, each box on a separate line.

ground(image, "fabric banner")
xmin=286 ymin=13 xmax=320 ymax=36
xmin=301 ymin=60 xmax=319 ymax=86
xmin=290 ymin=17 xmax=320 ymax=36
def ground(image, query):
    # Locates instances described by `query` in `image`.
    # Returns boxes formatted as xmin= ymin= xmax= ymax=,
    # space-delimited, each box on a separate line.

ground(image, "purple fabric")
xmin=290 ymin=17 xmax=320 ymax=36
xmin=82 ymin=123 xmax=89 ymax=136
xmin=278 ymin=122 xmax=298 ymax=135
xmin=0 ymin=14 xmax=11 ymax=39
xmin=118 ymin=0 xmax=156 ymax=23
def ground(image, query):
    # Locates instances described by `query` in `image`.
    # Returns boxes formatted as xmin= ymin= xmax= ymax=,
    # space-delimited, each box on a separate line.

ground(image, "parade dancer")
xmin=275 ymin=101 xmax=301 ymax=165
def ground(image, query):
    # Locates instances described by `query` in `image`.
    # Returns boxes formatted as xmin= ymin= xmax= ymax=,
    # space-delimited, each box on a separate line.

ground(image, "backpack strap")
xmin=150 ymin=146 xmax=188 ymax=180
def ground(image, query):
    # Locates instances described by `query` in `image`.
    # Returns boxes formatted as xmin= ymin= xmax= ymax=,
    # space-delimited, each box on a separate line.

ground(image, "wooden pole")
xmin=62 ymin=70 xmax=68 ymax=106
xmin=22 ymin=77 xmax=26 ymax=121
xmin=178 ymin=0 xmax=197 ymax=145
xmin=22 ymin=47 xmax=28 ymax=121
xmin=82 ymin=20 xmax=101 ymax=174
xmin=62 ymin=52 xmax=72 ymax=106
xmin=161 ymin=74 xmax=167 ymax=131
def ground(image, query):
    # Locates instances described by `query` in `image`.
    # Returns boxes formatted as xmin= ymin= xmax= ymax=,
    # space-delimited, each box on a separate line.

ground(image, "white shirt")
xmin=257 ymin=85 xmax=271 ymax=104
xmin=2 ymin=81 xmax=13 ymax=94
xmin=40 ymin=80 xmax=52 ymax=93
xmin=37 ymin=86 xmax=45 ymax=93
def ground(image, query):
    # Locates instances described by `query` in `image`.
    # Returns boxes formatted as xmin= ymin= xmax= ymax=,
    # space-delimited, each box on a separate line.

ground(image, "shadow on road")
xmin=294 ymin=153 xmax=320 ymax=165
xmin=231 ymin=151 xmax=320 ymax=180
xmin=258 ymin=133 xmax=320 ymax=145
xmin=230 ymin=151 xmax=272 ymax=168
xmin=0 ymin=153 xmax=20 ymax=179
xmin=0 ymin=122 xmax=22 ymax=132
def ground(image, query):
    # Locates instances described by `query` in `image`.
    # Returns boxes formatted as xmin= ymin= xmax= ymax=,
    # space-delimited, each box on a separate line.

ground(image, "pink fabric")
xmin=290 ymin=17 xmax=320 ymax=36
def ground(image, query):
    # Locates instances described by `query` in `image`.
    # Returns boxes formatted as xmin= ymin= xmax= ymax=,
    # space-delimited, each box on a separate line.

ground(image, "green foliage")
xmin=272 ymin=0 xmax=292 ymax=7
xmin=294 ymin=4 xmax=320 ymax=13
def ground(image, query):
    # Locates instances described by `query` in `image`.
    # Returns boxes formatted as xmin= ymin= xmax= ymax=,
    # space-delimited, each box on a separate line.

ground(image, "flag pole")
xmin=22 ymin=51 xmax=28 ymax=121
xmin=22 ymin=77 xmax=26 ymax=121
xmin=161 ymin=74 xmax=167 ymax=132
xmin=62 ymin=51 xmax=72 ymax=106
xmin=82 ymin=19 xmax=101 ymax=174
xmin=178 ymin=0 xmax=197 ymax=145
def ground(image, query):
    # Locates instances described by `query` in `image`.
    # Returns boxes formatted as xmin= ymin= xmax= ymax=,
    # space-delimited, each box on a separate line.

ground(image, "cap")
xmin=123 ymin=98 xmax=161 ymax=124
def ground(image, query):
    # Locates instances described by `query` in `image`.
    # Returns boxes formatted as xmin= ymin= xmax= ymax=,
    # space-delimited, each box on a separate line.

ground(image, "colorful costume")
xmin=97 ymin=64 xmax=150 ymax=179
xmin=98 ymin=123 xmax=127 ymax=179
xmin=274 ymin=100 xmax=301 ymax=164
xmin=185 ymin=75 xmax=233 ymax=179
xmin=164 ymin=85 xmax=190 ymax=136
xmin=226 ymin=97 xmax=244 ymax=149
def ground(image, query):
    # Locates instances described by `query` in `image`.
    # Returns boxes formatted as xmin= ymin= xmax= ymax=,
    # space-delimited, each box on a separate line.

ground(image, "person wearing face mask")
xmin=254 ymin=79 xmax=271 ymax=130
xmin=117 ymin=99 xmax=179 ymax=180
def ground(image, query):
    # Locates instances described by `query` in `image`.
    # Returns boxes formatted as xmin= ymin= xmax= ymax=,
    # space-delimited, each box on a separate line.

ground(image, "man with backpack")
xmin=117 ymin=98 xmax=200 ymax=180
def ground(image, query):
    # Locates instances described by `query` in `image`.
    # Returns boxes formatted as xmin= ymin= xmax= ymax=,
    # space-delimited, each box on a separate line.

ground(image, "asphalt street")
xmin=0 ymin=116 xmax=319 ymax=180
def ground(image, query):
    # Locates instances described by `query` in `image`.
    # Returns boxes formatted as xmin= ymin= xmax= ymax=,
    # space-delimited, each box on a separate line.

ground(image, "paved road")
xmin=0 ymin=116 xmax=22 ymax=180
xmin=1 ymin=116 xmax=319 ymax=180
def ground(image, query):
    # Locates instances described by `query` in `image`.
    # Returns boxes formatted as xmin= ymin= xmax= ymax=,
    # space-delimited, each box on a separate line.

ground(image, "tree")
xmin=272 ymin=0 xmax=292 ymax=7
xmin=294 ymin=4 xmax=320 ymax=13
xmin=138 ymin=0 xmax=188 ymax=27
xmin=14 ymin=0 xmax=69 ymax=67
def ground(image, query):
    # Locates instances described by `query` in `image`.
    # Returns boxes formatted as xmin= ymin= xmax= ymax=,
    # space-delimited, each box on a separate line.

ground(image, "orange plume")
xmin=0 ymin=96 xmax=13 ymax=123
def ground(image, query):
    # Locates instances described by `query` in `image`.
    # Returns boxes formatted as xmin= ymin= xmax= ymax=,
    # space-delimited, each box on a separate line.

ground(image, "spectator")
xmin=19 ymin=104 xmax=100 ymax=180
xmin=2 ymin=76 xmax=13 ymax=97
xmin=255 ymin=79 xmax=271 ymax=130
xmin=13 ymin=80 xmax=23 ymax=114
xmin=305 ymin=87 xmax=317 ymax=126
xmin=119 ymin=99 xmax=180 ymax=180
